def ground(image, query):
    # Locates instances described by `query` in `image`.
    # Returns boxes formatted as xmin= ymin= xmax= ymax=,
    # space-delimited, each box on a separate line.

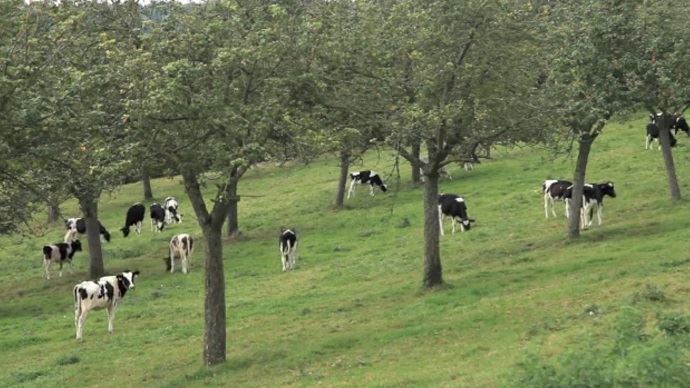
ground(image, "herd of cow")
xmin=36 ymin=114 xmax=688 ymax=339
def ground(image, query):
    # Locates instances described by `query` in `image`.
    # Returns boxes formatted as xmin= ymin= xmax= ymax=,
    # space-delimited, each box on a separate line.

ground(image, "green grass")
xmin=1 ymin=116 xmax=690 ymax=386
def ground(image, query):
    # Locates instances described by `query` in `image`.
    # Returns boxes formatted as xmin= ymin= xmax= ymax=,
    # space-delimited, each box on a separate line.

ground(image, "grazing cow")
xmin=149 ymin=203 xmax=166 ymax=232
xmin=42 ymin=240 xmax=82 ymax=279
xmin=120 ymin=203 xmax=145 ymax=237
xmin=64 ymin=218 xmax=111 ymax=243
xmin=543 ymin=179 xmax=573 ymax=218
xmin=279 ymin=228 xmax=298 ymax=271
xmin=347 ymin=170 xmax=388 ymax=199
xmin=73 ymin=270 xmax=139 ymax=340
xmin=438 ymin=193 xmax=475 ymax=235
xmin=163 ymin=196 xmax=181 ymax=225
xmin=646 ymin=113 xmax=681 ymax=150
xmin=165 ymin=234 xmax=193 ymax=274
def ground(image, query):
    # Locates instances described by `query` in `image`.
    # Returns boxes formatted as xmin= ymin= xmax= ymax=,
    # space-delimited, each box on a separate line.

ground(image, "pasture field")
xmin=1 ymin=116 xmax=690 ymax=387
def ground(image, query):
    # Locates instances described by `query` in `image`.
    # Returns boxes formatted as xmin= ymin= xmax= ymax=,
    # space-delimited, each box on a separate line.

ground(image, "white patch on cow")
xmin=351 ymin=172 xmax=360 ymax=177
xmin=369 ymin=171 xmax=378 ymax=178
xmin=462 ymin=220 xmax=470 ymax=225
xmin=455 ymin=197 xmax=464 ymax=203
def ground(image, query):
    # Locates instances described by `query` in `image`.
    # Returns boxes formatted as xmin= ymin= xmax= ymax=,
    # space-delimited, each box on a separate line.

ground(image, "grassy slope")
xmin=1 ymin=116 xmax=689 ymax=387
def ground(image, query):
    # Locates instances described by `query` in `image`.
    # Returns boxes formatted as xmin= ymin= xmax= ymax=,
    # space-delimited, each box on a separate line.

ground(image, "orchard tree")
xmin=385 ymin=0 xmax=547 ymax=288
xmin=546 ymin=0 xmax=638 ymax=237
xmin=629 ymin=0 xmax=690 ymax=201
xmin=135 ymin=0 xmax=304 ymax=365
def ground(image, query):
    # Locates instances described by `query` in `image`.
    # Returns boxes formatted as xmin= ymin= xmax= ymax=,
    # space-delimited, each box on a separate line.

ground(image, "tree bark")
xmin=142 ymin=167 xmax=153 ymax=201
xmin=568 ymin=136 xmax=593 ymax=238
xmin=79 ymin=197 xmax=105 ymax=278
xmin=182 ymin=171 xmax=227 ymax=366
xmin=422 ymin=171 xmax=443 ymax=288
xmin=334 ymin=150 xmax=350 ymax=208
xmin=202 ymin=225 xmax=227 ymax=365
xmin=226 ymin=178 xmax=240 ymax=238
xmin=657 ymin=114 xmax=682 ymax=201
xmin=411 ymin=140 xmax=421 ymax=184
xmin=47 ymin=201 xmax=60 ymax=224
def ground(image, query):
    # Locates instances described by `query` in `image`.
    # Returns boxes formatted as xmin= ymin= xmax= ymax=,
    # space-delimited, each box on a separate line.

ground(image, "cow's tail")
xmin=73 ymin=285 xmax=82 ymax=323
xmin=187 ymin=237 xmax=193 ymax=256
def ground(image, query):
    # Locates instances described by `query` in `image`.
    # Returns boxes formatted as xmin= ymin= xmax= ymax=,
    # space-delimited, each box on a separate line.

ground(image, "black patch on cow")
xmin=122 ymin=203 xmax=145 ymax=237
xmin=150 ymin=203 xmax=166 ymax=231
xmin=116 ymin=275 xmax=129 ymax=297
xmin=279 ymin=230 xmax=298 ymax=252
xmin=42 ymin=246 xmax=53 ymax=259
xmin=104 ymin=282 xmax=114 ymax=301
xmin=77 ymin=288 xmax=88 ymax=300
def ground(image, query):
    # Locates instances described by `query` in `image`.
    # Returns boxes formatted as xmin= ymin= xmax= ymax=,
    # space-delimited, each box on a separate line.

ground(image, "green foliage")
xmin=632 ymin=284 xmax=667 ymax=304
xmin=657 ymin=313 xmax=690 ymax=336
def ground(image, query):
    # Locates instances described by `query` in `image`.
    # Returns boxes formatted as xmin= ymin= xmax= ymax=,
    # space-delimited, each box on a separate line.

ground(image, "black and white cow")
xmin=165 ymin=233 xmax=193 ymax=274
xmin=347 ymin=170 xmax=388 ymax=199
xmin=43 ymin=240 xmax=82 ymax=279
xmin=543 ymin=179 xmax=572 ymax=218
xmin=279 ymin=228 xmax=298 ymax=271
xmin=163 ymin=196 xmax=181 ymax=225
xmin=580 ymin=182 xmax=617 ymax=228
xmin=150 ymin=203 xmax=166 ymax=232
xmin=120 ymin=203 xmax=145 ymax=237
xmin=73 ymin=270 xmax=139 ymax=340
xmin=646 ymin=113 xmax=683 ymax=150
xmin=438 ymin=193 xmax=475 ymax=235
xmin=64 ymin=218 xmax=111 ymax=243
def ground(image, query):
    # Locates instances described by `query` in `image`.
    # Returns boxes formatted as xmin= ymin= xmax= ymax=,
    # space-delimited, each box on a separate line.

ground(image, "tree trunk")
xmin=142 ymin=167 xmax=153 ymax=201
xmin=79 ymin=197 xmax=105 ymax=278
xmin=226 ymin=179 xmax=240 ymax=238
xmin=47 ymin=201 xmax=60 ymax=224
xmin=568 ymin=136 xmax=593 ymax=238
xmin=657 ymin=114 xmax=681 ymax=201
xmin=411 ymin=140 xmax=421 ymax=184
xmin=334 ymin=150 xmax=350 ymax=208
xmin=182 ymin=171 xmax=227 ymax=366
xmin=202 ymin=225 xmax=227 ymax=365
xmin=422 ymin=171 xmax=443 ymax=288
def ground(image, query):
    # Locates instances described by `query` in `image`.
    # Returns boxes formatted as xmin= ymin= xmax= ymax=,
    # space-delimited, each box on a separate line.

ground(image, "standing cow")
xmin=43 ymin=240 xmax=82 ymax=279
xmin=121 ymin=203 xmax=145 ymax=237
xmin=279 ymin=228 xmax=298 ymax=271
xmin=165 ymin=234 xmax=194 ymax=274
xmin=73 ymin=270 xmax=139 ymax=340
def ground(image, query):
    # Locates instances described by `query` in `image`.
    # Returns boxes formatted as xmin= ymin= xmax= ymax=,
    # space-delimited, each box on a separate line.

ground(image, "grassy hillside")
xmin=1 ymin=116 xmax=689 ymax=387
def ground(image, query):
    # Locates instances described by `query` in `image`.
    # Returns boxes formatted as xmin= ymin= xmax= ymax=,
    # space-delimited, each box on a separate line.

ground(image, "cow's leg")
xmin=544 ymin=193 xmax=550 ymax=218
xmin=68 ymin=259 xmax=74 ymax=274
xmin=597 ymin=204 xmax=603 ymax=225
xmin=281 ymin=252 xmax=288 ymax=271
xmin=347 ymin=180 xmax=356 ymax=199
xmin=106 ymin=305 xmax=116 ymax=334
xmin=369 ymin=184 xmax=375 ymax=196
xmin=44 ymin=259 xmax=51 ymax=280
xmin=181 ymin=251 xmax=188 ymax=274
xmin=292 ymin=242 xmax=298 ymax=270
xmin=645 ymin=135 xmax=650 ymax=150
xmin=58 ymin=261 xmax=63 ymax=277
xmin=136 ymin=221 xmax=141 ymax=235
xmin=438 ymin=206 xmax=445 ymax=236
xmin=459 ymin=218 xmax=466 ymax=233
xmin=451 ymin=217 xmax=456 ymax=235
xmin=76 ymin=310 xmax=88 ymax=340
xmin=170 ymin=250 xmax=176 ymax=273
xmin=150 ymin=219 xmax=155 ymax=232
xmin=565 ymin=198 xmax=571 ymax=219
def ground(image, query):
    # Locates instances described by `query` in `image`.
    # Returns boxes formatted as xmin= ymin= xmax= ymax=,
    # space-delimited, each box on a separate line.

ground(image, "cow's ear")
xmin=116 ymin=274 xmax=124 ymax=280
xmin=133 ymin=270 xmax=140 ymax=277
xmin=469 ymin=219 xmax=476 ymax=223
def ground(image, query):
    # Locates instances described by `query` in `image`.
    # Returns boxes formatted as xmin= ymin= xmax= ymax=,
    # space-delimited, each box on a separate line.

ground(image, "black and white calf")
xmin=165 ymin=233 xmax=193 ymax=274
xmin=543 ymin=179 xmax=573 ymax=218
xmin=645 ymin=113 xmax=685 ymax=150
xmin=163 ymin=196 xmax=181 ymax=225
xmin=150 ymin=203 xmax=166 ymax=232
xmin=580 ymin=182 xmax=617 ymax=228
xmin=42 ymin=240 xmax=82 ymax=279
xmin=347 ymin=170 xmax=388 ymax=199
xmin=438 ymin=193 xmax=475 ymax=235
xmin=73 ymin=270 xmax=139 ymax=340
xmin=279 ymin=228 xmax=298 ymax=271
xmin=64 ymin=217 xmax=111 ymax=243
xmin=120 ymin=203 xmax=145 ymax=237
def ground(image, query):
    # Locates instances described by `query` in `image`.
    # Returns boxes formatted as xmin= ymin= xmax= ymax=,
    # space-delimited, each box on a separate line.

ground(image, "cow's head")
xmin=121 ymin=226 xmax=130 ymax=237
xmin=117 ymin=270 xmax=140 ymax=290
xmin=460 ymin=218 xmax=476 ymax=231
xmin=600 ymin=182 xmax=616 ymax=198
xmin=71 ymin=239 xmax=83 ymax=252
